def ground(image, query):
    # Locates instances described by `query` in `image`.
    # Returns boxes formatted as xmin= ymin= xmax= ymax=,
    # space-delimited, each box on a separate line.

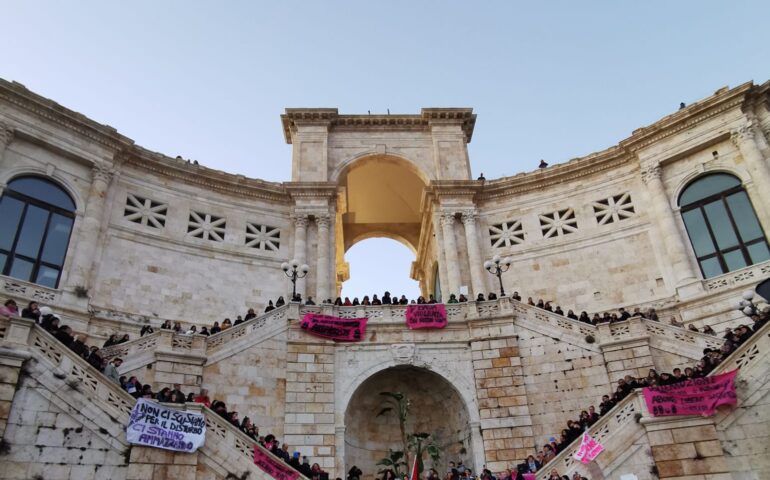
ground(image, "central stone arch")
xmin=343 ymin=365 xmax=476 ymax=478
xmin=337 ymin=153 xmax=428 ymax=253
xmin=334 ymin=154 xmax=430 ymax=293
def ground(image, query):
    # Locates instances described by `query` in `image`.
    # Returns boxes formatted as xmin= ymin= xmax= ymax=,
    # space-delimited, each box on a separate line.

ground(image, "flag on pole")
xmin=409 ymin=455 xmax=419 ymax=480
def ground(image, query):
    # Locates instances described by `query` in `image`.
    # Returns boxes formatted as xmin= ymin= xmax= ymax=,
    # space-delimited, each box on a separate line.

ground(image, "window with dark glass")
xmin=679 ymin=173 xmax=770 ymax=278
xmin=0 ymin=176 xmax=76 ymax=288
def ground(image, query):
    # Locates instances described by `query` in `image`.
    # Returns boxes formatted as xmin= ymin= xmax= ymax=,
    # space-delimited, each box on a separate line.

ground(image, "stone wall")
xmin=202 ymin=333 xmax=289 ymax=438
xmin=517 ymin=326 xmax=610 ymax=441
xmin=2 ymin=370 xmax=130 ymax=479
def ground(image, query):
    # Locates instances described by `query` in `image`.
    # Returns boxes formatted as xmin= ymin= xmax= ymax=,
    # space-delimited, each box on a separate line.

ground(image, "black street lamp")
xmin=281 ymin=259 xmax=309 ymax=301
xmin=484 ymin=255 xmax=512 ymax=298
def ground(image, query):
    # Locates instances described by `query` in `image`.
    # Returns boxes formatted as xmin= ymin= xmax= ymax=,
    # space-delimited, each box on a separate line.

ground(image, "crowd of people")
xmin=510 ymin=306 xmax=768 ymax=477
xmin=3 ymin=292 xmax=768 ymax=480
xmin=6 ymin=298 xmax=322 ymax=478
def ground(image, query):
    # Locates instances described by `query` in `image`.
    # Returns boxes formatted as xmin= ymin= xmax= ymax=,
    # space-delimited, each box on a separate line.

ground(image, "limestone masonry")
xmin=0 ymin=78 xmax=769 ymax=479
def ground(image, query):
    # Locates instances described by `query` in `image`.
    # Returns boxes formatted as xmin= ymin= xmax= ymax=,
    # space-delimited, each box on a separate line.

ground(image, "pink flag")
xmin=643 ymin=369 xmax=738 ymax=417
xmin=573 ymin=432 xmax=604 ymax=464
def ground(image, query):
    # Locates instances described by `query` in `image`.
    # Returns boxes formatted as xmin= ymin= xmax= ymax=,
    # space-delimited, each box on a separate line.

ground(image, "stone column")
xmin=732 ymin=125 xmax=770 ymax=233
xmin=440 ymin=212 xmax=462 ymax=296
xmin=641 ymin=165 xmax=698 ymax=288
xmin=432 ymin=215 xmax=450 ymax=301
xmin=462 ymin=210 xmax=487 ymax=298
xmin=0 ymin=121 xmax=14 ymax=168
xmin=66 ymin=163 xmax=113 ymax=290
xmin=316 ymin=214 xmax=331 ymax=303
xmin=292 ymin=214 xmax=309 ymax=298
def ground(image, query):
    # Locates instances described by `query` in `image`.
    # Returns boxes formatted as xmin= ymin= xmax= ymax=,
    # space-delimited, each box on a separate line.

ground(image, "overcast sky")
xmin=3 ymin=1 xmax=769 ymax=300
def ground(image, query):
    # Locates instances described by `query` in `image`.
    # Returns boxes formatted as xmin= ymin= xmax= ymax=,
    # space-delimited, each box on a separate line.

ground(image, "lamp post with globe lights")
xmin=735 ymin=289 xmax=760 ymax=317
xmin=281 ymin=259 xmax=309 ymax=301
xmin=484 ymin=255 xmax=513 ymax=298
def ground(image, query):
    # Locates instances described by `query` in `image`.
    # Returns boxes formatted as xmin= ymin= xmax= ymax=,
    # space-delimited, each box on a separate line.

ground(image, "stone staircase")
xmin=0 ymin=316 xmax=308 ymax=480
xmin=535 ymin=320 xmax=770 ymax=479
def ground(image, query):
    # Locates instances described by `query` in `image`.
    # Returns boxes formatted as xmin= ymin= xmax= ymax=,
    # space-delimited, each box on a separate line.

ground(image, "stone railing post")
xmin=642 ymin=415 xmax=732 ymax=479
xmin=0 ymin=317 xmax=32 ymax=439
xmin=597 ymin=320 xmax=654 ymax=382
xmin=4 ymin=316 xmax=35 ymax=345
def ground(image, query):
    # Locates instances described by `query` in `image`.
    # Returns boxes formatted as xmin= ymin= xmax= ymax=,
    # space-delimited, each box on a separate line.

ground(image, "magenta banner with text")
xmin=253 ymin=447 xmax=300 ymax=480
xmin=405 ymin=304 xmax=447 ymax=329
xmin=643 ymin=369 xmax=738 ymax=417
xmin=300 ymin=313 xmax=367 ymax=342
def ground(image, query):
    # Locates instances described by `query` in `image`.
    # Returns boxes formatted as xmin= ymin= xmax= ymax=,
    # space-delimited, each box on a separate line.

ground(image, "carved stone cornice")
xmin=281 ymin=108 xmax=476 ymax=144
xmin=621 ymin=82 xmax=752 ymax=152
xmin=284 ymin=182 xmax=339 ymax=201
xmin=640 ymin=164 xmax=662 ymax=185
xmin=124 ymin=147 xmax=290 ymax=204
xmin=0 ymin=79 xmax=131 ymax=151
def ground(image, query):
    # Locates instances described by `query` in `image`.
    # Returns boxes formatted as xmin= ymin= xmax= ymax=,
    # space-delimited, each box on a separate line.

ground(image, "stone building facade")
xmin=0 ymin=78 xmax=769 ymax=479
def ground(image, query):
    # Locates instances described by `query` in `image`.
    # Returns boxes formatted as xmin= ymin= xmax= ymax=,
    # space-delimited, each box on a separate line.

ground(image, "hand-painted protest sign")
xmin=126 ymin=398 xmax=206 ymax=452
xmin=301 ymin=313 xmax=367 ymax=342
xmin=254 ymin=446 xmax=300 ymax=480
xmin=643 ymin=369 xmax=738 ymax=417
xmin=405 ymin=304 xmax=447 ymax=329
xmin=573 ymin=432 xmax=604 ymax=464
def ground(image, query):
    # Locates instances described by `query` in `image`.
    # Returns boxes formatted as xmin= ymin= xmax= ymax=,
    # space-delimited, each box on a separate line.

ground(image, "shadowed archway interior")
xmin=343 ymin=366 xmax=473 ymax=478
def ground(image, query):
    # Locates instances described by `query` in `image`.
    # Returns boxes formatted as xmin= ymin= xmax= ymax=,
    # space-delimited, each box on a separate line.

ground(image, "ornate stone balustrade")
xmin=640 ymin=319 xmax=725 ymax=357
xmin=508 ymin=297 xmax=600 ymax=346
xmin=298 ymin=301 xmax=474 ymax=324
xmin=0 ymin=317 xmax=306 ymax=480
xmin=702 ymin=259 xmax=770 ymax=292
xmin=0 ymin=275 xmax=59 ymax=304
xmin=206 ymin=304 xmax=289 ymax=352
xmin=537 ymin=320 xmax=770 ymax=479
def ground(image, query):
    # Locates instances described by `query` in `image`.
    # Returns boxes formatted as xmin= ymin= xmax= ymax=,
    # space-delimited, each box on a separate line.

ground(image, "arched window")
xmin=679 ymin=173 xmax=769 ymax=278
xmin=0 ymin=176 xmax=76 ymax=288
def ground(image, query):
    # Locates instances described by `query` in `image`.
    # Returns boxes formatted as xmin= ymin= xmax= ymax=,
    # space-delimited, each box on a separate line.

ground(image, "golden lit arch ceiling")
xmin=340 ymin=155 xmax=427 ymax=252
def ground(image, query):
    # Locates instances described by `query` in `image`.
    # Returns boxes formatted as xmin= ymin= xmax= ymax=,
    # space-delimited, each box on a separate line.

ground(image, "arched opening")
xmin=342 ymin=238 xmax=420 ymax=301
xmin=343 ymin=366 xmax=474 ymax=478
xmin=336 ymin=154 xmax=429 ymax=297
xmin=678 ymin=172 xmax=770 ymax=278
xmin=0 ymin=175 xmax=76 ymax=288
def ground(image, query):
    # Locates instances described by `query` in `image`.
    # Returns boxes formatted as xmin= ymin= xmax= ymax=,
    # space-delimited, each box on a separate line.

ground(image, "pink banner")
xmin=300 ymin=313 xmax=367 ymax=342
xmin=573 ymin=432 xmax=604 ymax=464
xmin=643 ymin=369 xmax=738 ymax=417
xmin=405 ymin=304 xmax=447 ymax=329
xmin=253 ymin=447 xmax=300 ymax=480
